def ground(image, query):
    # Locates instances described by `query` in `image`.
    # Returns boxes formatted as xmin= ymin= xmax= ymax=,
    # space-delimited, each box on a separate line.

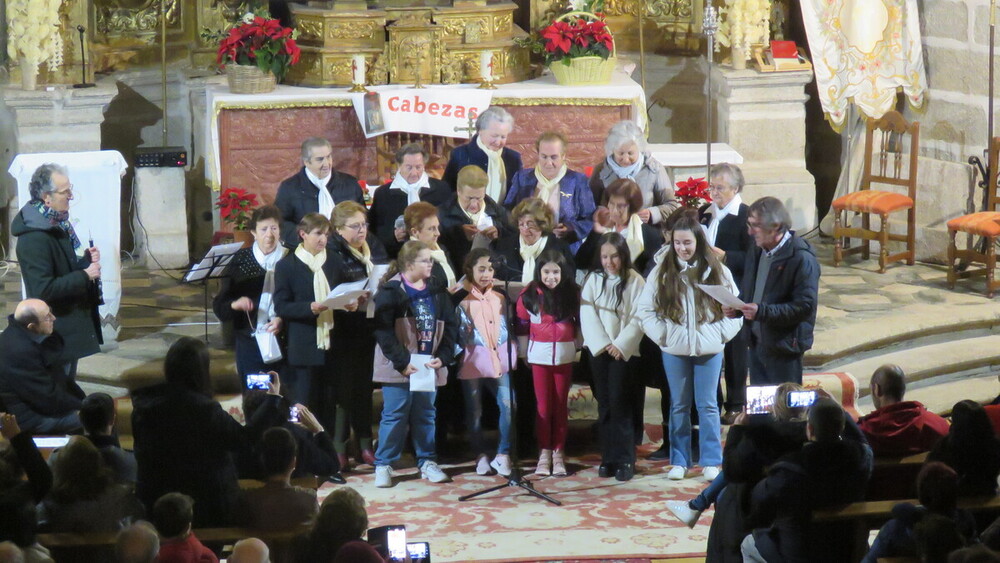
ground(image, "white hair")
xmin=604 ymin=120 xmax=647 ymax=156
xmin=476 ymin=106 xmax=515 ymax=132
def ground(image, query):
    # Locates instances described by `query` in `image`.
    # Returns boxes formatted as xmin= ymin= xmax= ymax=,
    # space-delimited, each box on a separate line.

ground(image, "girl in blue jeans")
xmin=636 ymin=214 xmax=742 ymax=481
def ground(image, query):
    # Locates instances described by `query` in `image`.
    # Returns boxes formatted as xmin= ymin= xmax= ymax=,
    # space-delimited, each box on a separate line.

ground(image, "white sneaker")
xmin=667 ymin=465 xmax=687 ymax=480
xmin=490 ymin=454 xmax=513 ymax=477
xmin=420 ymin=461 xmax=451 ymax=483
xmin=375 ymin=465 xmax=394 ymax=488
xmin=666 ymin=500 xmax=702 ymax=529
xmin=476 ymin=455 xmax=494 ymax=476
xmin=703 ymin=466 xmax=721 ymax=482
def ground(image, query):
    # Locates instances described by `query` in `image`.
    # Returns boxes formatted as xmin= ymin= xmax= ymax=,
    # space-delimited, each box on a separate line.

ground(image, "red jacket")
xmin=516 ymin=288 xmax=577 ymax=366
xmin=155 ymin=532 xmax=218 ymax=563
xmin=858 ymin=400 xmax=950 ymax=457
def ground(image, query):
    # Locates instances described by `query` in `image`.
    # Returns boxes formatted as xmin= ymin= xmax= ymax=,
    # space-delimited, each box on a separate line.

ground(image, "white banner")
xmin=352 ymin=87 xmax=494 ymax=139
xmin=800 ymin=0 xmax=927 ymax=129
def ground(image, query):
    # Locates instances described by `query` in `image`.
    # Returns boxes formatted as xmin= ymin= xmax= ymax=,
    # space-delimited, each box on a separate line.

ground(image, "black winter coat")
xmin=740 ymin=233 xmax=820 ymax=356
xmin=212 ymin=247 xmax=269 ymax=335
xmin=491 ymin=234 xmax=576 ymax=283
xmin=373 ymin=277 xmax=460 ymax=374
xmin=699 ymin=202 xmax=753 ymax=288
xmin=273 ymin=251 xmax=340 ymax=367
xmin=0 ymin=315 xmax=84 ymax=434
xmin=442 ymin=134 xmax=523 ymax=193
xmin=326 ymin=232 xmax=387 ymax=338
xmin=437 ymin=194 xmax=512 ymax=272
xmin=274 ymin=167 xmax=365 ymax=248
xmin=11 ymin=202 xmax=101 ymax=361
xmin=368 ymin=179 xmax=452 ymax=259
xmin=0 ymin=432 xmax=52 ymax=547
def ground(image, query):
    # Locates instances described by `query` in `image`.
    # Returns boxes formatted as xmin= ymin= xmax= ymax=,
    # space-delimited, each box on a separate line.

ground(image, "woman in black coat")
xmin=700 ymin=163 xmax=753 ymax=421
xmin=325 ymin=201 xmax=388 ymax=469
xmin=576 ymin=178 xmax=664 ymax=276
xmin=212 ymin=205 xmax=288 ymax=387
xmin=131 ymin=337 xmax=282 ymax=527
xmin=492 ymin=197 xmax=575 ymax=284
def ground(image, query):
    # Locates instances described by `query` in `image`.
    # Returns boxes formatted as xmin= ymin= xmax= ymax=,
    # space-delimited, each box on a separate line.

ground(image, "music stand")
xmin=459 ymin=265 xmax=561 ymax=506
xmin=183 ymin=242 xmax=244 ymax=341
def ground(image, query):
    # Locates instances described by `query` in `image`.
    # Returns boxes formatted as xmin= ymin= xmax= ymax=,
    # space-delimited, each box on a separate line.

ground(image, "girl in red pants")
xmin=516 ymin=250 xmax=579 ymax=477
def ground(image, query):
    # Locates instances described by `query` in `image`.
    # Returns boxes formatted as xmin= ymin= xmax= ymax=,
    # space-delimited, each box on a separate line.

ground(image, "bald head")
xmin=0 ymin=542 xmax=24 ymax=563
xmin=871 ymin=364 xmax=906 ymax=408
xmin=13 ymin=299 xmax=54 ymax=336
xmin=229 ymin=538 xmax=270 ymax=563
xmin=115 ymin=521 xmax=159 ymax=563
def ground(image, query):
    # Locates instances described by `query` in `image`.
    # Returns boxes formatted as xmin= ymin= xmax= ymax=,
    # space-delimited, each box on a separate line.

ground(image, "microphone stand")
xmin=459 ymin=257 xmax=561 ymax=506
xmin=73 ymin=25 xmax=95 ymax=89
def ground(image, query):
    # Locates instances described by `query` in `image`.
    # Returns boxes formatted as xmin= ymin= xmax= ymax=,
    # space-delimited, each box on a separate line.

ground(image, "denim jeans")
xmin=461 ymin=374 xmax=512 ymax=455
xmin=662 ymin=352 xmax=723 ymax=468
xmin=690 ymin=471 xmax=728 ymax=511
xmin=374 ymin=383 xmax=437 ymax=468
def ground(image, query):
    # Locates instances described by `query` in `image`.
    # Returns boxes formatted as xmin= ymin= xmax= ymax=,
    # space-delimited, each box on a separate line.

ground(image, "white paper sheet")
xmin=696 ymin=284 xmax=745 ymax=309
xmin=408 ymin=353 xmax=437 ymax=392
xmin=322 ymin=279 xmax=369 ymax=310
xmin=366 ymin=264 xmax=392 ymax=318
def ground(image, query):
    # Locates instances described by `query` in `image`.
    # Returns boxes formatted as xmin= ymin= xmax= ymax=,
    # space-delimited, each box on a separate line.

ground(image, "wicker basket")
xmin=226 ymin=64 xmax=277 ymax=94
xmin=550 ymin=55 xmax=616 ymax=86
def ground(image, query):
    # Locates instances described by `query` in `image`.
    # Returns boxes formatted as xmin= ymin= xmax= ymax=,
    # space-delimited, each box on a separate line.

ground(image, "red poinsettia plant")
xmin=675 ymin=177 xmax=712 ymax=208
xmin=216 ymin=16 xmax=300 ymax=82
xmin=537 ymin=15 xmax=614 ymax=65
xmin=216 ymin=188 xmax=260 ymax=230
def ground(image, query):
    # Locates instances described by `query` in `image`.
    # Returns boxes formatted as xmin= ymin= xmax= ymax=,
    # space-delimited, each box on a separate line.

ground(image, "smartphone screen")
xmin=745 ymin=385 xmax=779 ymax=415
xmin=386 ymin=526 xmax=407 ymax=561
xmin=787 ymin=390 xmax=817 ymax=408
xmin=246 ymin=373 xmax=270 ymax=390
xmin=407 ymin=541 xmax=430 ymax=563
xmin=289 ymin=405 xmax=300 ymax=423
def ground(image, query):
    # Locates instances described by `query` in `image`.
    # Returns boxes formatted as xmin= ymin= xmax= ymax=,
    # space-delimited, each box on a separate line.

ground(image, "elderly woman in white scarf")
xmin=576 ymin=179 xmax=664 ymax=277
xmin=590 ymin=120 xmax=677 ymax=225
xmin=213 ymin=205 xmax=288 ymax=388
xmin=443 ymin=106 xmax=523 ymax=204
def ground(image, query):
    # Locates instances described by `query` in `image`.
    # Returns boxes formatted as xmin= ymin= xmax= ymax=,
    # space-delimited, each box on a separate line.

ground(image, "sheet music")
xmin=184 ymin=242 xmax=245 ymax=282
xmin=408 ymin=353 xmax=436 ymax=392
xmin=322 ymin=279 xmax=369 ymax=310
xmin=365 ymin=264 xmax=392 ymax=318
xmin=696 ymin=283 xmax=745 ymax=308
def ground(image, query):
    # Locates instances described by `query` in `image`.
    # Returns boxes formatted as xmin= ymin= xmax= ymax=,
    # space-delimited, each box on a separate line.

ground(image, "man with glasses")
xmin=438 ymin=165 xmax=511 ymax=271
xmin=0 ymin=299 xmax=84 ymax=434
xmin=724 ymin=197 xmax=819 ymax=385
xmin=13 ymin=163 xmax=102 ymax=383
xmin=275 ymin=137 xmax=366 ymax=248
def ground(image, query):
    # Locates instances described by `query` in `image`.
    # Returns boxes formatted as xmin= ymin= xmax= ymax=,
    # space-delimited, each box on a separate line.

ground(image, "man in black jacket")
xmin=0 ymin=299 xmax=83 ymax=434
xmin=274 ymin=137 xmax=365 ymax=247
xmin=742 ymin=398 xmax=873 ymax=563
xmin=438 ymin=165 xmax=511 ymax=272
xmin=727 ymin=197 xmax=820 ymax=385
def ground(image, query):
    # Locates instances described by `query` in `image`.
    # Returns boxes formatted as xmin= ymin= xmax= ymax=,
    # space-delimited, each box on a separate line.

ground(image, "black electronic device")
xmin=135 ymin=146 xmax=188 ymax=167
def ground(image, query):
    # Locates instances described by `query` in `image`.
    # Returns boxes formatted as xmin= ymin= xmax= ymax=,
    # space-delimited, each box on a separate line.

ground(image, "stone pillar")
xmin=711 ymin=67 xmax=817 ymax=231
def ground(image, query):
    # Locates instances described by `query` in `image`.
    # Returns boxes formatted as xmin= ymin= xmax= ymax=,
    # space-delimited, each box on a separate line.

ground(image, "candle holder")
xmin=478 ymin=79 xmax=497 ymax=90
xmin=349 ymin=82 xmax=369 ymax=93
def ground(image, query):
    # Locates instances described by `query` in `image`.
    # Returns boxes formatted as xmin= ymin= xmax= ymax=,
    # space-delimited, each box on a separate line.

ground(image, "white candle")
xmin=352 ymin=55 xmax=366 ymax=85
xmin=480 ymin=50 xmax=493 ymax=82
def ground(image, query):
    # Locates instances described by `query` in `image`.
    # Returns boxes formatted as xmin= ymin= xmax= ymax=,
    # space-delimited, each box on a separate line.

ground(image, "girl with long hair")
xmin=580 ymin=232 xmax=646 ymax=481
xmin=636 ymin=215 xmax=742 ymax=481
xmin=516 ymin=249 xmax=579 ymax=477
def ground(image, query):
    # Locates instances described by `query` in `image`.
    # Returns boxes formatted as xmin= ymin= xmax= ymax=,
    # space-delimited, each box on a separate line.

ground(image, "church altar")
xmin=206 ymin=71 xmax=647 ymax=204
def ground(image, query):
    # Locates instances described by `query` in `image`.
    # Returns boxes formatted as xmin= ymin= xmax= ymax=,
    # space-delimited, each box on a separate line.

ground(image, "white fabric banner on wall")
xmin=351 ymin=87 xmax=494 ymax=138
xmin=800 ymin=0 xmax=928 ymax=128
xmin=8 ymin=151 xmax=126 ymax=342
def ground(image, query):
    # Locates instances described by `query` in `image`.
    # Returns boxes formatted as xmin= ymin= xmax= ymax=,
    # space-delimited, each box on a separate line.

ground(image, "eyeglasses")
xmin=518 ymin=221 xmax=540 ymax=230
xmin=54 ymin=184 xmax=74 ymax=197
xmin=708 ymin=183 xmax=731 ymax=193
xmin=345 ymin=222 xmax=369 ymax=231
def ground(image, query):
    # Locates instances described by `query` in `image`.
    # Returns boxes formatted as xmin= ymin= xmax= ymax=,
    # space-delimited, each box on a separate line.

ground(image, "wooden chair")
xmin=832 ymin=110 xmax=920 ymax=273
xmin=947 ymin=136 xmax=1000 ymax=297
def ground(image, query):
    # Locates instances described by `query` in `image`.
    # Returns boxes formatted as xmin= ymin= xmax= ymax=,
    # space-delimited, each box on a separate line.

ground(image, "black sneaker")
xmin=615 ymin=463 xmax=635 ymax=482
xmin=598 ymin=463 xmax=616 ymax=478
xmin=647 ymin=443 xmax=669 ymax=461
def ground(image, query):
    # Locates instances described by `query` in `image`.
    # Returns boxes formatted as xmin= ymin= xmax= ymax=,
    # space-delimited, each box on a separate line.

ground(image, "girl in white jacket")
xmin=637 ymin=214 xmax=742 ymax=482
xmin=581 ymin=232 xmax=646 ymax=482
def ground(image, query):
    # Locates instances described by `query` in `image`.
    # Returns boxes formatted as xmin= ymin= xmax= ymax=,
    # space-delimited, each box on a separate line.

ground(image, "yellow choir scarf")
xmin=295 ymin=244 xmax=333 ymax=350
xmin=519 ymin=235 xmax=548 ymax=284
xmin=412 ymin=237 xmax=456 ymax=286
xmin=476 ymin=135 xmax=507 ymax=204
xmin=623 ymin=214 xmax=645 ymax=261
xmin=533 ymin=164 xmax=568 ymax=220
xmin=346 ymin=239 xmax=374 ymax=276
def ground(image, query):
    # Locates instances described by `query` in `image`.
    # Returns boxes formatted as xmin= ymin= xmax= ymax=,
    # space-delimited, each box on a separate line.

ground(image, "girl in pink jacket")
xmin=516 ymin=249 xmax=579 ymax=477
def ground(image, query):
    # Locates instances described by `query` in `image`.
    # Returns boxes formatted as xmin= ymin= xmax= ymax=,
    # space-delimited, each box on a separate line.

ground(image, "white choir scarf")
xmin=705 ymin=193 xmax=743 ymax=247
xmin=411 ymin=237 xmax=456 ymax=287
xmin=519 ymin=235 xmax=548 ymax=284
xmin=305 ymin=168 xmax=335 ymax=218
xmin=605 ymin=152 xmax=645 ymax=180
xmin=621 ymin=214 xmax=645 ymax=261
xmin=533 ymin=164 xmax=568 ymax=220
xmin=476 ymin=135 xmax=507 ymax=203
xmin=295 ymin=244 xmax=333 ymax=350
xmin=252 ymin=243 xmax=288 ymax=331
xmin=389 ymin=171 xmax=431 ymax=205
xmin=461 ymin=203 xmax=494 ymax=229
xmin=346 ymin=239 xmax=374 ymax=276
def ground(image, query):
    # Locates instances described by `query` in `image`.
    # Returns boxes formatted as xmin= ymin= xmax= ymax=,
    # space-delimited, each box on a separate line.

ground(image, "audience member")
xmin=295 ymin=487 xmax=381 ymax=563
xmin=950 ymin=545 xmax=1000 ymax=563
xmin=115 ymin=521 xmax=159 ymax=563
xmin=131 ymin=337 xmax=283 ymax=526
xmin=37 ymin=435 xmax=144 ymax=533
xmin=727 ymin=197 xmax=819 ymax=385
xmin=0 ymin=413 xmax=51 ymax=553
xmin=274 ymin=137 xmax=365 ymax=248
xmin=859 ymin=364 xmax=950 ymax=457
xmin=228 ymin=538 xmax=269 ymax=563
xmin=150 ymin=493 xmax=218 ymax=563
xmin=48 ymin=392 xmax=136 ymax=484
xmin=0 ymin=299 xmax=83 ymax=434
xmin=234 ymin=427 xmax=318 ymax=531
xmin=914 ymin=513 xmax=969 ymax=563
xmin=741 ymin=398 xmax=872 ymax=563
xmin=0 ymin=542 xmax=23 ymax=563
xmin=863 ymin=461 xmax=977 ymax=563
xmin=929 ymin=399 xmax=1000 ymax=496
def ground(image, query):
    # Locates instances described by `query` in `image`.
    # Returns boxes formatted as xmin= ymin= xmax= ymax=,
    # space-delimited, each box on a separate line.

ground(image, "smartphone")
xmin=289 ymin=405 xmax=300 ymax=423
xmin=246 ymin=373 xmax=270 ymax=390
xmin=407 ymin=541 xmax=431 ymax=563
xmin=368 ymin=525 xmax=407 ymax=561
xmin=745 ymin=385 xmax=779 ymax=415
xmin=787 ymin=390 xmax=817 ymax=408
